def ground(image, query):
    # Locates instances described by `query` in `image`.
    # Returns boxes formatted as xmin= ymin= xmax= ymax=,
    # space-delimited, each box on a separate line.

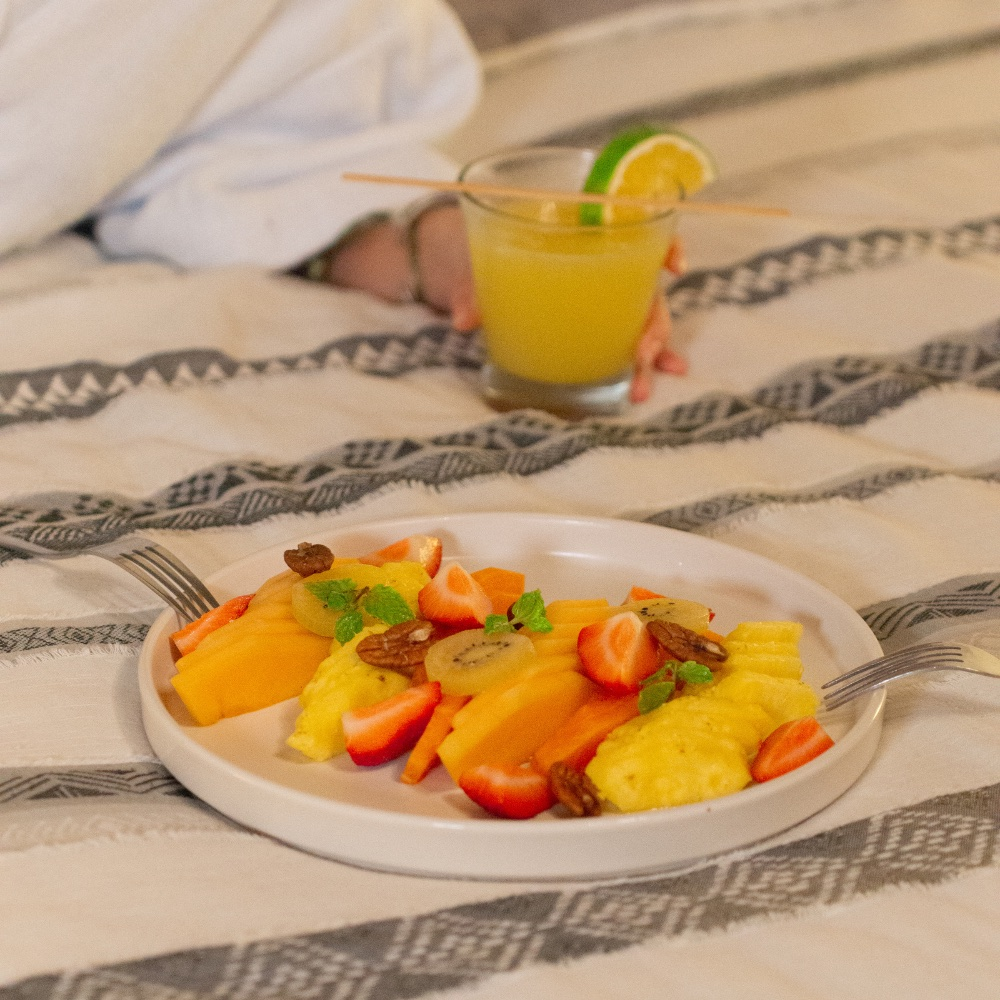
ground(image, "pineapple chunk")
xmin=286 ymin=625 xmax=409 ymax=761
xmin=723 ymin=621 xmax=805 ymax=679
xmin=695 ymin=670 xmax=819 ymax=727
xmin=587 ymin=722 xmax=751 ymax=812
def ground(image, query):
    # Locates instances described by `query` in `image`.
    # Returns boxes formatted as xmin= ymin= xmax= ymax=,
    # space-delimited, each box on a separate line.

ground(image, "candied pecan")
xmin=549 ymin=761 xmax=602 ymax=818
xmin=283 ymin=542 xmax=334 ymax=576
xmin=356 ymin=619 xmax=437 ymax=674
xmin=647 ymin=620 xmax=727 ymax=667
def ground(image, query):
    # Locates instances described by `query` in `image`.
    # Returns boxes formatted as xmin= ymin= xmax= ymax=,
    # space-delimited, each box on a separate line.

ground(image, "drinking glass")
xmin=459 ymin=147 xmax=677 ymax=417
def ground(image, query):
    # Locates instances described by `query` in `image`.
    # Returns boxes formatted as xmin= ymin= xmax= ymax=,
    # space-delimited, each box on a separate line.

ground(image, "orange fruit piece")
xmin=470 ymin=566 xmax=525 ymax=616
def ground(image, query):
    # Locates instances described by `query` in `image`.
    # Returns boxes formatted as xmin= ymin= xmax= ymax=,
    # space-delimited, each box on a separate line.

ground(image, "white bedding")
xmin=3 ymin=2 xmax=1000 ymax=998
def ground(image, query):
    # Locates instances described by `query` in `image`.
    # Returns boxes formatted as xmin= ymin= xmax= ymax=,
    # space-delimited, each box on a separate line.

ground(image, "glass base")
xmin=481 ymin=363 xmax=631 ymax=419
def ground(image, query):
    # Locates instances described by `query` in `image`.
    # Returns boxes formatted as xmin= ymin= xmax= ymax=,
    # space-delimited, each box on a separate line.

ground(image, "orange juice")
xmin=464 ymin=200 xmax=674 ymax=385
xmin=459 ymin=148 xmax=676 ymax=416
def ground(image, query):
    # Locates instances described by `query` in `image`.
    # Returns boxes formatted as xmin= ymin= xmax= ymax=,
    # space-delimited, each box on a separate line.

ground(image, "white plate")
xmin=138 ymin=513 xmax=884 ymax=880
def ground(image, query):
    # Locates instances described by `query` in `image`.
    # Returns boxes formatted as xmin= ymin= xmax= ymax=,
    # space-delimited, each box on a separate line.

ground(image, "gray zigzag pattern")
xmin=4 ymin=780 xmax=1000 ymax=1000
xmin=0 ymin=620 xmax=150 ymax=655
xmin=0 ymin=325 xmax=481 ymax=429
xmin=0 ymin=763 xmax=187 ymax=805
xmin=860 ymin=575 xmax=1000 ymax=651
xmin=668 ymin=215 xmax=1000 ymax=317
xmin=0 ymin=321 xmax=998 ymax=556
xmin=642 ymin=460 xmax=1000 ymax=533
xmin=1 ymin=215 xmax=999 ymax=431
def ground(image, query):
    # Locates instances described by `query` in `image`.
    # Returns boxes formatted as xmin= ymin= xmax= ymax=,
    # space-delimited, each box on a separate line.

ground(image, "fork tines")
xmin=822 ymin=641 xmax=965 ymax=710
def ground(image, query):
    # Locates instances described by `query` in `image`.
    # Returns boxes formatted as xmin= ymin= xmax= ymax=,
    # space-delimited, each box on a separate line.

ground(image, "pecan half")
xmin=355 ymin=619 xmax=437 ymax=674
xmin=549 ymin=761 xmax=602 ymax=818
xmin=283 ymin=542 xmax=334 ymax=577
xmin=647 ymin=620 xmax=727 ymax=667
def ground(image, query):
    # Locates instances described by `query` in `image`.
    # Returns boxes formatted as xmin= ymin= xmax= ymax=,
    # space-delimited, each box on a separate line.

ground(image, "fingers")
xmin=664 ymin=237 xmax=687 ymax=276
xmin=450 ymin=284 xmax=481 ymax=332
xmin=629 ymin=292 xmax=686 ymax=403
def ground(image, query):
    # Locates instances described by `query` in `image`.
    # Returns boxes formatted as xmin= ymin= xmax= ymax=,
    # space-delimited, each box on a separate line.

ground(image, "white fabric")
xmin=3 ymin=1 xmax=1000 ymax=998
xmin=0 ymin=0 xmax=480 ymax=266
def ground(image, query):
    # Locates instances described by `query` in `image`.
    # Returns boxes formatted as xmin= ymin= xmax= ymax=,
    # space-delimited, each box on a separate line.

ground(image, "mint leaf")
xmin=509 ymin=590 xmax=552 ymax=633
xmin=639 ymin=680 xmax=675 ymax=714
xmin=640 ymin=664 xmax=675 ymax=688
xmin=305 ymin=578 xmax=357 ymax=611
xmin=363 ymin=584 xmax=414 ymax=626
xmin=484 ymin=614 xmax=515 ymax=635
xmin=335 ymin=608 xmax=365 ymax=645
xmin=677 ymin=660 xmax=714 ymax=685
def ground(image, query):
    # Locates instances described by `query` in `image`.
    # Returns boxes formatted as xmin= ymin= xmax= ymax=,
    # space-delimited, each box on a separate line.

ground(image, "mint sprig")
xmin=305 ymin=577 xmax=414 ymax=644
xmin=638 ymin=659 xmax=714 ymax=713
xmin=483 ymin=589 xmax=553 ymax=635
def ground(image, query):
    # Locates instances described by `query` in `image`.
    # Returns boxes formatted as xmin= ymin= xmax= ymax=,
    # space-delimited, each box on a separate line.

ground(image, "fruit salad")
xmin=167 ymin=534 xmax=834 ymax=819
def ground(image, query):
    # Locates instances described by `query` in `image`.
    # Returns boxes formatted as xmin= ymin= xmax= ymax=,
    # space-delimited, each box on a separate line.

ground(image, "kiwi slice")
xmin=621 ymin=597 xmax=712 ymax=634
xmin=424 ymin=629 xmax=537 ymax=696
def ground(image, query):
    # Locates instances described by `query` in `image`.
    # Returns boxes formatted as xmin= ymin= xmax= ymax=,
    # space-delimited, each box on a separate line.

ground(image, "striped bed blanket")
xmin=3 ymin=2 xmax=1000 ymax=998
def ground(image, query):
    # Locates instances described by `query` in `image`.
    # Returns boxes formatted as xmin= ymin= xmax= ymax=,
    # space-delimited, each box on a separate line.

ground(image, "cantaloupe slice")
xmin=437 ymin=669 xmax=597 ymax=782
xmin=171 ymin=568 xmax=331 ymax=725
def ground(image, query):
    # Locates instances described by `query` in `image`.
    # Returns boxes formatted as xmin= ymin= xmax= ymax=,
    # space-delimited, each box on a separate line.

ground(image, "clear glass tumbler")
xmin=459 ymin=147 xmax=677 ymax=418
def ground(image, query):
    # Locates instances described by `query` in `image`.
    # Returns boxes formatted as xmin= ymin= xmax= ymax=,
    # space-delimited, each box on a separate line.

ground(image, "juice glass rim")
xmin=457 ymin=145 xmax=678 ymax=231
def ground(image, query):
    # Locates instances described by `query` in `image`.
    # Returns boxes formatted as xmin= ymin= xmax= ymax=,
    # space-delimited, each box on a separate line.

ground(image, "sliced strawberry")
xmin=170 ymin=594 xmax=253 ymax=657
xmin=577 ymin=611 xmax=662 ymax=694
xmin=624 ymin=585 xmax=665 ymax=602
xmin=417 ymin=563 xmax=492 ymax=628
xmin=359 ymin=534 xmax=443 ymax=576
xmin=459 ymin=763 xmax=555 ymax=819
xmin=342 ymin=682 xmax=442 ymax=766
xmin=750 ymin=717 xmax=834 ymax=783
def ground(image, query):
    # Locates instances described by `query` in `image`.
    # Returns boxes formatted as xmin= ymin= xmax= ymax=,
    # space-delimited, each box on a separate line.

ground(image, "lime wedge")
xmin=582 ymin=125 xmax=717 ymax=224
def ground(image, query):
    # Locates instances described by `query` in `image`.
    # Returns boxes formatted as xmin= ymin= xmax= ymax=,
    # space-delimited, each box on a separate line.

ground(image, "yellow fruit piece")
xmin=620 ymin=597 xmax=713 ymax=634
xmin=696 ymin=670 xmax=819 ymax=726
xmin=544 ymin=599 xmax=610 ymax=625
xmin=527 ymin=622 xmax=584 ymax=656
xmin=722 ymin=621 xmax=805 ymax=679
xmin=287 ymin=626 xmax=410 ymax=761
xmin=424 ymin=628 xmax=537 ymax=696
xmin=587 ymin=724 xmax=750 ymax=812
xmin=171 ymin=569 xmax=332 ymax=725
xmin=726 ymin=621 xmax=804 ymax=645
xmin=437 ymin=669 xmax=597 ymax=782
xmin=645 ymin=697 xmax=766 ymax=758
xmin=290 ymin=560 xmax=429 ymax=639
xmin=449 ymin=652 xmax=581 ymax=730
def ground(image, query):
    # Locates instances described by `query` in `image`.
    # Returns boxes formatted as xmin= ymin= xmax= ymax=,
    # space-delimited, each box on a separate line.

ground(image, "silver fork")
xmin=822 ymin=640 xmax=1000 ymax=709
xmin=0 ymin=530 xmax=219 ymax=625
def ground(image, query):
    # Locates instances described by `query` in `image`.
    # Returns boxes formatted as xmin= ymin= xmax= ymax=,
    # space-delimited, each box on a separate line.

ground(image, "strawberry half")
xmin=577 ymin=611 xmax=662 ymax=694
xmin=459 ymin=763 xmax=555 ymax=819
xmin=342 ymin=682 xmax=443 ymax=766
xmin=170 ymin=594 xmax=253 ymax=657
xmin=359 ymin=534 xmax=443 ymax=577
xmin=750 ymin=717 xmax=834 ymax=783
xmin=417 ymin=563 xmax=492 ymax=628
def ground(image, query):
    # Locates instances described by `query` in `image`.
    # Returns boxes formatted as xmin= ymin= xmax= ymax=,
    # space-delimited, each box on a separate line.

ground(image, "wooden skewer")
xmin=342 ymin=171 xmax=791 ymax=218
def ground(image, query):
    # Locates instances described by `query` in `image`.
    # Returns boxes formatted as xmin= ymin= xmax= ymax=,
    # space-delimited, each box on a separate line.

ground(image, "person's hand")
xmin=325 ymin=203 xmax=687 ymax=400
xmin=628 ymin=238 xmax=688 ymax=404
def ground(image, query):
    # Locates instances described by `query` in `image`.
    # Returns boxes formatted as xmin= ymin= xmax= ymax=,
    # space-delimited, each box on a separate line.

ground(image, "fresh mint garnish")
xmin=305 ymin=578 xmax=356 ymax=611
xmin=483 ymin=589 xmax=553 ymax=635
xmin=363 ymin=584 xmax=415 ymax=626
xmin=638 ymin=679 xmax=675 ymax=714
xmin=335 ymin=608 xmax=365 ymax=645
xmin=306 ymin=577 xmax=413 ymax=644
xmin=637 ymin=660 xmax=713 ymax=714
xmin=676 ymin=660 xmax=714 ymax=685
